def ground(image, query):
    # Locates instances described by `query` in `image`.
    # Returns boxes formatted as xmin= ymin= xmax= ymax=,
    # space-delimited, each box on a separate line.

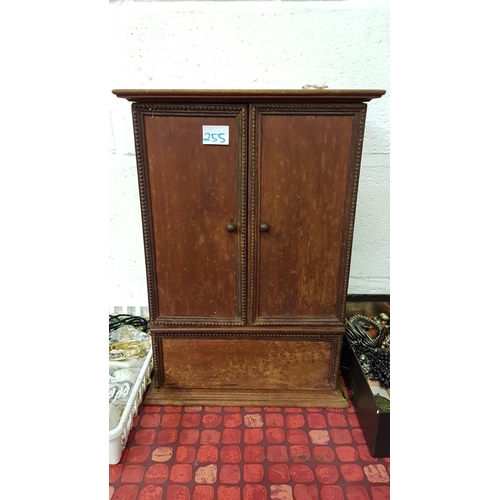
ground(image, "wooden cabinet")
xmin=112 ymin=89 xmax=385 ymax=407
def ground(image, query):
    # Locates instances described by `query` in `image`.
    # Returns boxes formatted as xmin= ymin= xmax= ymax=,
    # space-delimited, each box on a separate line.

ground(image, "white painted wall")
xmin=109 ymin=0 xmax=390 ymax=307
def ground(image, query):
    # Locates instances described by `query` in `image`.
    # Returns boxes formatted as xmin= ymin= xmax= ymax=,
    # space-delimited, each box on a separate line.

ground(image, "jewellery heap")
xmin=345 ymin=313 xmax=390 ymax=389
xmin=109 ymin=314 xmax=152 ymax=431
xmin=109 ymin=314 xmax=151 ymax=361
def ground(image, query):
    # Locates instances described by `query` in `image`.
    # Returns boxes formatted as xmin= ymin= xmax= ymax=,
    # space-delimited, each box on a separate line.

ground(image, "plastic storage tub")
xmin=109 ymin=348 xmax=153 ymax=464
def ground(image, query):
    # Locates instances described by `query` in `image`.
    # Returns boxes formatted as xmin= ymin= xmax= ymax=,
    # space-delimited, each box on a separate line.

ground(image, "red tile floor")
xmin=109 ymin=389 xmax=390 ymax=500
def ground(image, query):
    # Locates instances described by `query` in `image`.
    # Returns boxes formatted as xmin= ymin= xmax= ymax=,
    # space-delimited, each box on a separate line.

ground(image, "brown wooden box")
xmin=341 ymin=297 xmax=390 ymax=457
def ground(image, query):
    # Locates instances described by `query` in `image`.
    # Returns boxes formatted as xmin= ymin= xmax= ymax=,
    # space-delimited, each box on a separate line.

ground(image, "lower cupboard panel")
xmin=161 ymin=338 xmax=336 ymax=391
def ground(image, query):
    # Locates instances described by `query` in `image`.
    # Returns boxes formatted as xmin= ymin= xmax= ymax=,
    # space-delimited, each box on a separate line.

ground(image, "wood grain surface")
xmin=254 ymin=112 xmax=355 ymax=323
xmin=144 ymin=113 xmax=243 ymax=320
xmin=161 ymin=338 xmax=334 ymax=390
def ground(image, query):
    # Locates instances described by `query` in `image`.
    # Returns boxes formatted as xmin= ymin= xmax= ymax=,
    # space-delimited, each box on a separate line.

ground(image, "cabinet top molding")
xmin=112 ymin=89 xmax=386 ymax=103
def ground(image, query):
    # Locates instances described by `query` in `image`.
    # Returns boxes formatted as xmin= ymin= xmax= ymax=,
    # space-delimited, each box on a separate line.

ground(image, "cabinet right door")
xmin=249 ymin=103 xmax=367 ymax=326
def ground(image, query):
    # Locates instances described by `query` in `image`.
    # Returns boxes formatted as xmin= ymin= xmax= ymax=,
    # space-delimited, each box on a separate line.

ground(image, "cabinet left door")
xmin=132 ymin=103 xmax=248 ymax=326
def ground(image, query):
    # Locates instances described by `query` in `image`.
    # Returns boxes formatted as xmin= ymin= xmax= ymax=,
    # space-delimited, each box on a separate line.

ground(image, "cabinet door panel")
xmin=250 ymin=105 xmax=365 ymax=325
xmin=134 ymin=105 xmax=247 ymax=324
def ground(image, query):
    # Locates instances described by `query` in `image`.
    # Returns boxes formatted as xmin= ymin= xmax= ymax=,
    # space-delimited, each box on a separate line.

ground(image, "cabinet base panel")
xmin=143 ymin=382 xmax=349 ymax=408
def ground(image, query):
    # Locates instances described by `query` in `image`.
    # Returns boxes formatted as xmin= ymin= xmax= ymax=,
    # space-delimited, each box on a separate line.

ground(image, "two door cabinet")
xmin=112 ymin=89 xmax=385 ymax=407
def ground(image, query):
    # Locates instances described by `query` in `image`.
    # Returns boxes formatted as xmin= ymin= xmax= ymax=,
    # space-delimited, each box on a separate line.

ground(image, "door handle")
xmin=226 ymin=222 xmax=237 ymax=233
xmin=259 ymin=222 xmax=270 ymax=233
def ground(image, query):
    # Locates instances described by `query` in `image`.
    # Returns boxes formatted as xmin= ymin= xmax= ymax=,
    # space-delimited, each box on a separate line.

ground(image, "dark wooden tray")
xmin=341 ymin=296 xmax=390 ymax=458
